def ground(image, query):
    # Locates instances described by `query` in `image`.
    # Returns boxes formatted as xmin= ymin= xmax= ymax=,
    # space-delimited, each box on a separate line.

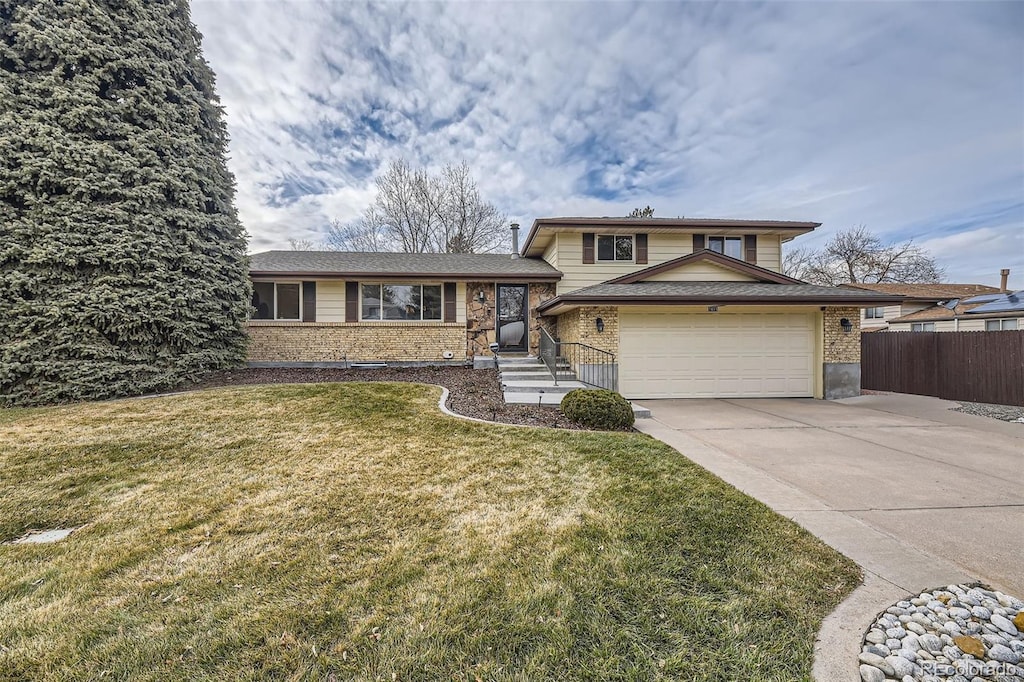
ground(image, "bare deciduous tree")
xmin=629 ymin=205 xmax=655 ymax=218
xmin=288 ymin=237 xmax=318 ymax=251
xmin=783 ymin=225 xmax=944 ymax=285
xmin=326 ymin=160 xmax=508 ymax=253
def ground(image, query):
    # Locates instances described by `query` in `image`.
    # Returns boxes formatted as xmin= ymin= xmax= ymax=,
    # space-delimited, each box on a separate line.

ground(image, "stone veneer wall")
xmin=465 ymin=281 xmax=558 ymax=358
xmin=823 ymin=306 xmax=861 ymax=362
xmin=247 ymin=322 xmax=466 ymax=363
xmin=556 ymin=306 xmax=619 ymax=356
xmin=527 ymin=282 xmax=557 ymax=354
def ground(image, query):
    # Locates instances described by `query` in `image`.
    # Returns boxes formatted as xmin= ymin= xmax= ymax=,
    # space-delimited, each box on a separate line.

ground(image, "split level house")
xmin=844 ymin=273 xmax=1022 ymax=332
xmin=247 ymin=217 xmax=903 ymax=400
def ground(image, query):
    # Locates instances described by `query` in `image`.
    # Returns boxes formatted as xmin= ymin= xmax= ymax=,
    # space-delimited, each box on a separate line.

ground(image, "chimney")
xmin=1000 ymin=268 xmax=1010 ymax=292
xmin=510 ymin=222 xmax=520 ymax=259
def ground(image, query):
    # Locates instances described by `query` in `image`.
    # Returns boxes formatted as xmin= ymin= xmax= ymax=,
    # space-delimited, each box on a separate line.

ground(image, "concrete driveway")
xmin=634 ymin=394 xmax=1024 ymax=598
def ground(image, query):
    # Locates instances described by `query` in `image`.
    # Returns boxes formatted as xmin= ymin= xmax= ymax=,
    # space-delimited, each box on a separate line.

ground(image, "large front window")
xmin=252 ymin=282 xmax=300 ymax=320
xmin=597 ymin=235 xmax=633 ymax=261
xmin=361 ymin=284 xmax=442 ymax=321
xmin=708 ymin=236 xmax=743 ymax=259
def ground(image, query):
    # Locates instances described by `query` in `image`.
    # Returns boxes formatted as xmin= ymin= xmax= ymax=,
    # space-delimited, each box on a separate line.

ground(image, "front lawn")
xmin=0 ymin=383 xmax=859 ymax=680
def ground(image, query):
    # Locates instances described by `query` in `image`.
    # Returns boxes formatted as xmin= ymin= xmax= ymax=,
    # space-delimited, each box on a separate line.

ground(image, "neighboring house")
xmin=247 ymin=217 xmax=901 ymax=400
xmin=841 ymin=283 xmax=1003 ymax=331
xmin=886 ymin=289 xmax=1022 ymax=332
xmin=844 ymin=272 xmax=1020 ymax=332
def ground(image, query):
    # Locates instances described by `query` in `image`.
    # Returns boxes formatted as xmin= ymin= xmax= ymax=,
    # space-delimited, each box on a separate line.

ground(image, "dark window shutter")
xmin=693 ymin=233 xmax=706 ymax=251
xmin=744 ymin=235 xmax=757 ymax=264
xmin=443 ymin=282 xmax=456 ymax=323
xmin=345 ymin=281 xmax=359 ymax=322
xmin=582 ymin=233 xmax=595 ymax=264
xmin=635 ymin=233 xmax=648 ymax=264
xmin=302 ymin=281 xmax=316 ymax=322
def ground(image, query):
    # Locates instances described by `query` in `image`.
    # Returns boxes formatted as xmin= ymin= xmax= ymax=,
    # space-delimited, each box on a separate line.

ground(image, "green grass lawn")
xmin=0 ymin=383 xmax=859 ymax=681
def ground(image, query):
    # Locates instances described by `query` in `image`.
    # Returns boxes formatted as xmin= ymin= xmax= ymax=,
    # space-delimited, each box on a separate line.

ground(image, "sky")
xmin=190 ymin=0 xmax=1024 ymax=287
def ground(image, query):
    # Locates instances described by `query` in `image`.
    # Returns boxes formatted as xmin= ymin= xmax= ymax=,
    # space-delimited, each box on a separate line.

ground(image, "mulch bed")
xmin=179 ymin=366 xmax=586 ymax=429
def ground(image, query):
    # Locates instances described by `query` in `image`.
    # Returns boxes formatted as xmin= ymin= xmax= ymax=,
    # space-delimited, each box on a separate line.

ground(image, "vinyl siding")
xmin=316 ymin=280 xmax=346 ymax=322
xmin=455 ymin=282 xmax=467 ymax=324
xmin=554 ymin=232 xmax=697 ymax=293
xmin=552 ymin=231 xmax=785 ymax=294
xmin=754 ymin=235 xmax=781 ymax=271
xmin=542 ymin=239 xmax=558 ymax=268
xmin=643 ymin=262 xmax=757 ymax=282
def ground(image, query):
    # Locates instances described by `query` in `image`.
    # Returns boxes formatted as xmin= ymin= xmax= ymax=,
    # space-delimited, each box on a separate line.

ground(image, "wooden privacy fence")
xmin=861 ymin=331 xmax=1024 ymax=406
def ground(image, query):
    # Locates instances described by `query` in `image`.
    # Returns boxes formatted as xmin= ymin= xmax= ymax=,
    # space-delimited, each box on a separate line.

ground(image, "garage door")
xmin=619 ymin=310 xmax=815 ymax=398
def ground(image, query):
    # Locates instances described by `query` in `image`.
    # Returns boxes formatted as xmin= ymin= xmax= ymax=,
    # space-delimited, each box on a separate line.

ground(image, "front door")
xmin=496 ymin=284 xmax=528 ymax=351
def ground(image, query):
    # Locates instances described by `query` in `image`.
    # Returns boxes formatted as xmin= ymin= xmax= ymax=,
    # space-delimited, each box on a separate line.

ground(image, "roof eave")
xmin=251 ymin=270 xmax=562 ymax=281
xmin=537 ymin=294 xmax=904 ymax=315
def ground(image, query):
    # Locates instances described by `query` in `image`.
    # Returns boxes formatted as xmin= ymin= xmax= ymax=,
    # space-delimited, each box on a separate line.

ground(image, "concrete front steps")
xmin=496 ymin=355 xmax=650 ymax=417
xmin=498 ymin=355 xmax=585 ymax=405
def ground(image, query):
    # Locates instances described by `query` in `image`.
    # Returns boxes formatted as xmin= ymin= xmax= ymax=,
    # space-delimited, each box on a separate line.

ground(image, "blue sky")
xmin=190 ymin=1 xmax=1024 ymax=287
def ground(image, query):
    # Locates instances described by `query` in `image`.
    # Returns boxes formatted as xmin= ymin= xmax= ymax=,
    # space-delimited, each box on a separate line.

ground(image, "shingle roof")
xmin=842 ymin=283 xmax=1000 ymax=299
xmin=249 ymin=250 xmax=562 ymax=280
xmin=537 ymin=281 xmax=902 ymax=313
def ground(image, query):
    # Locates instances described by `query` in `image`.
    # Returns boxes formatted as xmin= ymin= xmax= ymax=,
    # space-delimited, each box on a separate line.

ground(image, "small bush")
xmin=560 ymin=389 xmax=635 ymax=430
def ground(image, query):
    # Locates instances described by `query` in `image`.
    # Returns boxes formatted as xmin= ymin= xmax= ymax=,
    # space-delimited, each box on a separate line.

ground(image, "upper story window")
xmin=361 ymin=283 xmax=442 ymax=321
xmin=252 ymin=281 xmax=301 ymax=320
xmin=708 ymin=236 xmax=743 ymax=259
xmin=911 ymin=322 xmax=935 ymax=332
xmin=864 ymin=307 xmax=886 ymax=319
xmin=597 ymin=235 xmax=633 ymax=261
xmin=985 ymin=318 xmax=1018 ymax=331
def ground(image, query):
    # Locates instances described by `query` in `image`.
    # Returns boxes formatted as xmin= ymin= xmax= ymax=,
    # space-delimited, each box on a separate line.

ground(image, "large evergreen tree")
xmin=0 ymin=0 xmax=250 ymax=406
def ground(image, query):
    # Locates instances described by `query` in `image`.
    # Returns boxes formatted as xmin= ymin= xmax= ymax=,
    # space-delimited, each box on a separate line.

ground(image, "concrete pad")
xmin=833 ymin=425 xmax=1024 ymax=485
xmin=688 ymin=426 xmax=1024 ymax=510
xmin=839 ymin=393 xmax=1024 ymax=439
xmin=813 ymin=573 xmax=909 ymax=682
xmin=636 ymin=394 xmax=1024 ymax=681
xmin=850 ymin=506 xmax=1024 ymax=596
xmin=633 ymin=398 xmax=809 ymax=430
xmin=10 ymin=528 xmax=77 ymax=544
xmin=727 ymin=398 xmax=942 ymax=429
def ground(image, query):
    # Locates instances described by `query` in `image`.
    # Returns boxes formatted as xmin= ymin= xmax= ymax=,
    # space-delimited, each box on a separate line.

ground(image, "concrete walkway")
xmin=633 ymin=394 xmax=1024 ymax=681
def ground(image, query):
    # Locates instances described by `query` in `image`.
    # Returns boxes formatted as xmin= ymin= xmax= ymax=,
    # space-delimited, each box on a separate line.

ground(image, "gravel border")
xmin=859 ymin=584 xmax=1023 ymax=681
xmin=952 ymin=400 xmax=1024 ymax=423
xmin=176 ymin=366 xmax=590 ymax=430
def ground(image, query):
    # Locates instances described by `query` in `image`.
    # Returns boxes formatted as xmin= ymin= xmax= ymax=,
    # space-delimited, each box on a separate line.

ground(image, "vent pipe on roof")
xmin=510 ymin=222 xmax=520 ymax=259
xmin=1000 ymin=268 xmax=1010 ymax=293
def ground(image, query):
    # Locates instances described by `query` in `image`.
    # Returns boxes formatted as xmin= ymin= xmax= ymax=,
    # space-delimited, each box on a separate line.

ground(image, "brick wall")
xmin=247 ymin=322 xmax=466 ymax=363
xmin=823 ymin=307 xmax=861 ymax=363
xmin=556 ymin=306 xmax=619 ymax=355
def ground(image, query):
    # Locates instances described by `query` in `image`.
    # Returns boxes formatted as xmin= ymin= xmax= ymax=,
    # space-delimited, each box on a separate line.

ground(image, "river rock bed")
xmin=860 ymin=584 xmax=1024 ymax=681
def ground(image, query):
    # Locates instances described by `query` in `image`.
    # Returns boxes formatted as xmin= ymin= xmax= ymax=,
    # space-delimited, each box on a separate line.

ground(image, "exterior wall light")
xmin=477 ymin=290 xmax=486 ymax=304
xmin=840 ymin=317 xmax=853 ymax=333
xmin=595 ymin=317 xmax=605 ymax=333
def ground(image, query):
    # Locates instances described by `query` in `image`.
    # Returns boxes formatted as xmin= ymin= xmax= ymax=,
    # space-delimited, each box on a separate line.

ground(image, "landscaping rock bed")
xmin=860 ymin=584 xmax=1024 ymax=681
xmin=180 ymin=366 xmax=586 ymax=429
xmin=952 ymin=400 xmax=1024 ymax=424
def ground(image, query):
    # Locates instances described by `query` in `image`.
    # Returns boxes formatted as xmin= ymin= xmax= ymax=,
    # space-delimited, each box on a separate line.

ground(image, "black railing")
xmin=539 ymin=327 xmax=559 ymax=382
xmin=538 ymin=327 xmax=618 ymax=391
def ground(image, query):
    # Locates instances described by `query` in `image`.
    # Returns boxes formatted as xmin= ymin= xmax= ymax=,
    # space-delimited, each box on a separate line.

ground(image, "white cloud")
xmin=190 ymin=0 xmax=1023 ymax=283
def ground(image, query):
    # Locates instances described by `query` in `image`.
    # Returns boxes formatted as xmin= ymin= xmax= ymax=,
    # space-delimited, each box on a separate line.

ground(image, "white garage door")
xmin=619 ymin=310 xmax=815 ymax=398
